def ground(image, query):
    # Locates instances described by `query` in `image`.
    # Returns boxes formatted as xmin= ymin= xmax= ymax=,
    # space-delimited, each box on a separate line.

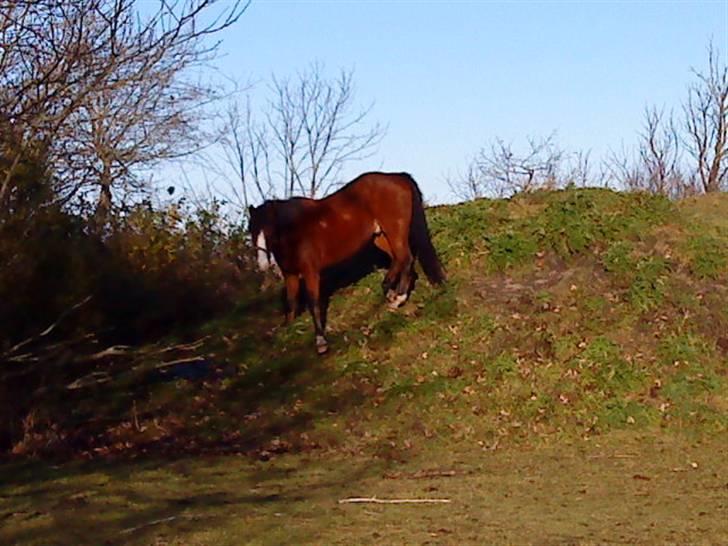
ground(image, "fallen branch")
xmin=120 ymin=516 xmax=178 ymax=535
xmin=87 ymin=345 xmax=132 ymax=361
xmin=150 ymin=336 xmax=211 ymax=355
xmin=587 ymin=453 xmax=638 ymax=460
xmin=384 ymin=469 xmax=457 ymax=480
xmin=154 ymin=355 xmax=209 ymax=369
xmin=2 ymin=296 xmax=93 ymax=359
xmin=67 ymin=371 xmax=112 ymax=390
xmin=338 ymin=497 xmax=451 ymax=505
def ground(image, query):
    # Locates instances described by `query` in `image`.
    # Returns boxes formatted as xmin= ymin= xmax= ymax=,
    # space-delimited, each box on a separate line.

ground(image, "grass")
xmin=2 ymin=431 xmax=727 ymax=545
xmin=13 ymin=187 xmax=726 ymax=454
xmin=2 ymin=187 xmax=728 ymax=544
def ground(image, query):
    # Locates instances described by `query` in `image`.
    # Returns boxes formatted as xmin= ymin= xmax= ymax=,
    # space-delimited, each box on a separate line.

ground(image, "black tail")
xmin=406 ymin=174 xmax=446 ymax=285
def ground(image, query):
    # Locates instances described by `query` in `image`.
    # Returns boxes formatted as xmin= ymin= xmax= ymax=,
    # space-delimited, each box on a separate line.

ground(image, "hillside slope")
xmin=13 ymin=187 xmax=725 ymax=459
xmin=3 ymin=188 xmax=728 ymax=546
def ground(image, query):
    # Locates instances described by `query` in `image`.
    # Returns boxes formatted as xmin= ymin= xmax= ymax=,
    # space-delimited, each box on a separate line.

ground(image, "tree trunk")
xmin=93 ymin=172 xmax=113 ymax=231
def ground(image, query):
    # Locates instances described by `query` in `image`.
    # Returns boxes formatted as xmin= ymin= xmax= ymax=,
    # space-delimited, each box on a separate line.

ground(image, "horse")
xmin=248 ymin=172 xmax=446 ymax=354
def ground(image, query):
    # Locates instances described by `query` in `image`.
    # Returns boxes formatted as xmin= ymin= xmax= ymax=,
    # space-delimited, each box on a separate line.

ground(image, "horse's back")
xmin=335 ymin=171 xmax=416 ymax=196
xmin=326 ymin=172 xmax=417 ymax=216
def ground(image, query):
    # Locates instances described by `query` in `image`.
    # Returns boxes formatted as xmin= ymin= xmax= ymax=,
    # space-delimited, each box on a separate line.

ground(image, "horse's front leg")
xmin=303 ymin=270 xmax=328 ymax=354
xmin=283 ymin=274 xmax=301 ymax=324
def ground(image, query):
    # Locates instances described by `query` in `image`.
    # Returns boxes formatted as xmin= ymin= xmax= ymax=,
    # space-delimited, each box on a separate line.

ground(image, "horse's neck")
xmin=273 ymin=199 xmax=320 ymax=230
xmin=265 ymin=201 xmax=312 ymax=252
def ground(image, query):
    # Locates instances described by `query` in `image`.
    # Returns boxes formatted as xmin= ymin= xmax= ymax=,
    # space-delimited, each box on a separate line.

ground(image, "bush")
xmin=0 ymin=189 xmax=254 ymax=451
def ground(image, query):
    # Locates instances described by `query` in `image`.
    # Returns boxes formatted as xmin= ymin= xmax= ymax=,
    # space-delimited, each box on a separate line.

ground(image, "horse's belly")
xmin=326 ymin=238 xmax=371 ymax=265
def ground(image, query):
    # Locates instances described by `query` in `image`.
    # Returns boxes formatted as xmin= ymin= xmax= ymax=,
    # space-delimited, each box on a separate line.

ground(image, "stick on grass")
xmin=338 ymin=497 xmax=451 ymax=505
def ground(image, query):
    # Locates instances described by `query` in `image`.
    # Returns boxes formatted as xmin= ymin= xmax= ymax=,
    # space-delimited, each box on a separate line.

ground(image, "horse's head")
xmin=248 ymin=203 xmax=278 ymax=273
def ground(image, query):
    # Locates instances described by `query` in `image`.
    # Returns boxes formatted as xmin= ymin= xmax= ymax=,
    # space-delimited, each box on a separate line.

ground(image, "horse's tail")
xmin=405 ymin=174 xmax=446 ymax=285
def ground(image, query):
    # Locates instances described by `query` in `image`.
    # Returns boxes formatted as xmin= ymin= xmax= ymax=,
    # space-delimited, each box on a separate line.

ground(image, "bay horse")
xmin=248 ymin=172 xmax=446 ymax=354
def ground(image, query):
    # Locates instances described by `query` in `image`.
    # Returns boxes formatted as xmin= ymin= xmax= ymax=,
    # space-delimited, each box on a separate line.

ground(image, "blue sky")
xmin=209 ymin=0 xmax=727 ymax=203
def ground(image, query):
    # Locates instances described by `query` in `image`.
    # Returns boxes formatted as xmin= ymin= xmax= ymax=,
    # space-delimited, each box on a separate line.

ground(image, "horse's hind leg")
xmin=383 ymin=239 xmax=414 ymax=308
xmin=395 ymin=254 xmax=415 ymax=298
xmin=373 ymin=233 xmax=397 ymax=296
xmin=387 ymin=254 xmax=415 ymax=308
xmin=302 ymin=269 xmax=328 ymax=354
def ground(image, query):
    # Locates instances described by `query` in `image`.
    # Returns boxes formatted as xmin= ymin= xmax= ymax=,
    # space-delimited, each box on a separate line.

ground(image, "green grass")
xmin=10 ymin=188 xmax=728 ymax=458
xmin=686 ymin=234 xmax=727 ymax=279
xmin=2 ymin=432 xmax=727 ymax=545
xmin=3 ymin=188 xmax=728 ymax=544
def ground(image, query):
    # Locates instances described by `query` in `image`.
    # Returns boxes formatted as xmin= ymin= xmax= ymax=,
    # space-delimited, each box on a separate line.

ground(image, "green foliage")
xmin=434 ymin=188 xmax=673 ymax=273
xmin=485 ymin=230 xmax=538 ymax=270
xmin=628 ymin=256 xmax=669 ymax=311
xmin=658 ymin=334 xmax=722 ymax=401
xmin=582 ymin=295 xmax=608 ymax=315
xmin=489 ymin=352 xmax=518 ymax=379
xmin=418 ymin=284 xmax=458 ymax=321
xmin=428 ymin=199 xmax=507 ymax=260
xmin=537 ymin=189 xmax=671 ymax=258
xmin=686 ymin=234 xmax=727 ymax=279
xmin=602 ymin=241 xmax=635 ymax=280
xmin=539 ymin=190 xmax=608 ymax=256
xmin=598 ymin=398 xmax=656 ymax=427
xmin=578 ymin=337 xmax=642 ymax=395
xmin=0 ymin=191 xmax=254 ymax=452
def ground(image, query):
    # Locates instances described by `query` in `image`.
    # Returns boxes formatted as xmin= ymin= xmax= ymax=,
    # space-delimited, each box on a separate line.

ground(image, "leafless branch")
xmin=215 ymin=65 xmax=383 ymax=204
xmin=451 ymin=134 xmax=564 ymax=199
xmin=267 ymin=64 xmax=384 ymax=198
xmin=0 ymin=0 xmax=248 ymax=224
xmin=683 ymin=41 xmax=728 ymax=193
xmin=605 ymin=108 xmax=693 ymax=198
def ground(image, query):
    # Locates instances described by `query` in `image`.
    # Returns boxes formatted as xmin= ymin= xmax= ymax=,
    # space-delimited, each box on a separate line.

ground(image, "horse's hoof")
xmin=387 ymin=292 xmax=408 ymax=309
xmin=316 ymin=335 xmax=328 ymax=355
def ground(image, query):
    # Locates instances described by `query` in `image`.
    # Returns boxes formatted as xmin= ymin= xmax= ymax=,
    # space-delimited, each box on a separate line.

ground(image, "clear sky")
xmin=209 ymin=0 xmax=728 ymax=203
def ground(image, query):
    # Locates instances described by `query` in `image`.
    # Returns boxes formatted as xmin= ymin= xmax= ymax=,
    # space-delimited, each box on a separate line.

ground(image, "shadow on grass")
xmin=3 ymin=241 xmax=440 ymax=463
xmin=0 ymin=448 xmax=393 ymax=546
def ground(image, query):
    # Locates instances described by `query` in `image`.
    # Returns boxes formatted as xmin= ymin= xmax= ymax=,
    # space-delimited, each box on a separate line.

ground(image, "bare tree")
xmin=603 ymin=144 xmax=644 ymax=193
xmin=216 ymin=97 xmax=274 ymax=213
xmin=216 ymin=65 xmax=384 ymax=204
xmin=450 ymin=134 xmax=564 ymax=199
xmin=604 ymin=107 xmax=692 ymax=198
xmin=266 ymin=65 xmax=384 ymax=198
xmin=447 ymin=161 xmax=485 ymax=201
xmin=564 ymin=149 xmax=592 ymax=187
xmin=0 ymin=0 xmax=246 ymax=222
xmin=684 ymin=42 xmax=728 ymax=193
xmin=638 ymin=107 xmax=692 ymax=197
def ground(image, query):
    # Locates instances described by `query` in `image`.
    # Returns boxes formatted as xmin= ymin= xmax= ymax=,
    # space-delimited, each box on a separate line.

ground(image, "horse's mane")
xmin=264 ymin=196 xmax=315 ymax=232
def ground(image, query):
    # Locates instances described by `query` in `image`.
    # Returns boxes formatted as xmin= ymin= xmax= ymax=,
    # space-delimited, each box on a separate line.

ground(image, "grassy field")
xmin=2 ymin=188 xmax=727 ymax=544
xmin=2 ymin=431 xmax=727 ymax=545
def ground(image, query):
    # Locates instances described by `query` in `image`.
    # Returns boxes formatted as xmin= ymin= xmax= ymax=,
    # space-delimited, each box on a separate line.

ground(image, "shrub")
xmin=0 ymin=190 xmax=254 ymax=451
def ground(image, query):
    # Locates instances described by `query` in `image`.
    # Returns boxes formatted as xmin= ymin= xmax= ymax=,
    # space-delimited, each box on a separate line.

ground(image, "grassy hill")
xmin=10 ymin=187 xmax=728 ymax=458
xmin=2 ymin=188 xmax=727 ymax=545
